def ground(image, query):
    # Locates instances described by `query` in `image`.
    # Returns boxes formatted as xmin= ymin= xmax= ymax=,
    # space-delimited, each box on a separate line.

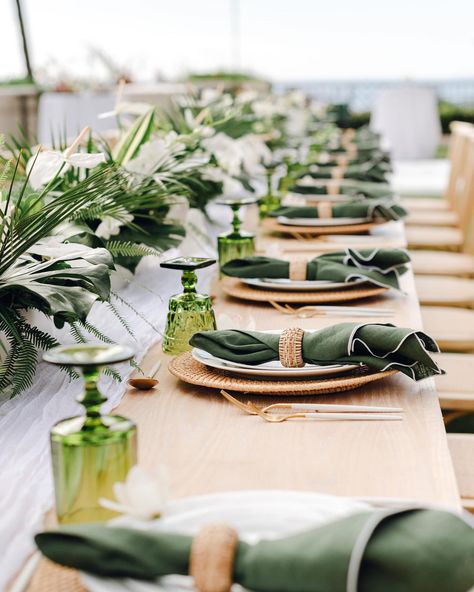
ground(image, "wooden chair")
xmin=434 ymin=353 xmax=474 ymax=410
xmin=402 ymin=121 xmax=474 ymax=214
xmin=447 ymin=434 xmax=474 ymax=512
xmin=405 ymin=123 xmax=474 ymax=251
xmin=421 ymin=306 xmax=474 ymax=353
xmin=408 ymin=127 xmax=474 ymax=277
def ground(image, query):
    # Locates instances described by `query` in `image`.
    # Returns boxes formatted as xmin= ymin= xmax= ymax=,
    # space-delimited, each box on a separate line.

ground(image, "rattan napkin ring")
xmin=279 ymin=327 xmax=305 ymax=368
xmin=289 ymin=260 xmax=307 ymax=281
xmin=317 ymin=202 xmax=333 ymax=219
xmin=189 ymin=523 xmax=239 ymax=592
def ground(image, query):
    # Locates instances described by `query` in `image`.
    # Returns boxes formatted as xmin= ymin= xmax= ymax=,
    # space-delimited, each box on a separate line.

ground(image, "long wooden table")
xmin=116 ymin=224 xmax=460 ymax=507
xmin=22 ymin=220 xmax=460 ymax=591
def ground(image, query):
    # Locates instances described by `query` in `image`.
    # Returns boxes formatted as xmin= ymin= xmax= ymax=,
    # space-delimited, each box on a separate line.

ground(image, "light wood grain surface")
xmin=19 ymin=224 xmax=461 ymax=592
xmin=114 ymin=229 xmax=460 ymax=508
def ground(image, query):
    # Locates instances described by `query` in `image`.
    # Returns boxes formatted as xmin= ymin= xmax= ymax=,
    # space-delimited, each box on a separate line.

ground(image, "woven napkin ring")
xmin=331 ymin=167 xmax=344 ymax=180
xmin=289 ymin=260 xmax=307 ymax=281
xmin=327 ymin=180 xmax=340 ymax=195
xmin=317 ymin=202 xmax=333 ymax=219
xmin=279 ymin=327 xmax=305 ymax=368
xmin=189 ymin=523 xmax=239 ymax=592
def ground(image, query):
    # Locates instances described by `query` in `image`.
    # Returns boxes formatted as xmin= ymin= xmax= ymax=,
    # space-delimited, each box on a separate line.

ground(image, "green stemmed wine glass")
xmin=216 ymin=197 xmax=257 ymax=268
xmin=160 ymin=257 xmax=217 ymax=355
xmin=259 ymin=161 xmax=282 ymax=219
xmin=43 ymin=344 xmax=137 ymax=525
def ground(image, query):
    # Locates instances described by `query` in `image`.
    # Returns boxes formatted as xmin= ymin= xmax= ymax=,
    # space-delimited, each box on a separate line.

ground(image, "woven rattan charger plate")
xmin=221 ymin=277 xmax=387 ymax=304
xmin=263 ymin=217 xmax=383 ymax=237
xmin=169 ymin=352 xmax=397 ymax=396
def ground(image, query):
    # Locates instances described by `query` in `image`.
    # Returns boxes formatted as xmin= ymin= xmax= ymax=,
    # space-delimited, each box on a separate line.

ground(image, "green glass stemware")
xmin=216 ymin=197 xmax=256 ymax=268
xmin=43 ymin=344 xmax=137 ymax=525
xmin=259 ymin=163 xmax=281 ymax=218
xmin=160 ymin=257 xmax=217 ymax=355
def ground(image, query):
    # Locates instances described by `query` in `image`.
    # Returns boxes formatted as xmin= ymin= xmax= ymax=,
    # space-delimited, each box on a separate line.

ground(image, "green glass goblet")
xmin=259 ymin=162 xmax=282 ymax=219
xmin=43 ymin=344 xmax=137 ymax=525
xmin=216 ymin=197 xmax=257 ymax=268
xmin=160 ymin=257 xmax=217 ymax=355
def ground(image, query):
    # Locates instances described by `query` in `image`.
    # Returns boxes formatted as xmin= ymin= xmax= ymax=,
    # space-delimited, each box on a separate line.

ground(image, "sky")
xmin=2 ymin=0 xmax=474 ymax=83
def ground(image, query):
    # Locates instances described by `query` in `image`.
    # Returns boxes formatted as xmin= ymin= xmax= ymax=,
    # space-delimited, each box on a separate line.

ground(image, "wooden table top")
xmin=20 ymin=221 xmax=460 ymax=591
xmin=115 ymin=226 xmax=459 ymax=508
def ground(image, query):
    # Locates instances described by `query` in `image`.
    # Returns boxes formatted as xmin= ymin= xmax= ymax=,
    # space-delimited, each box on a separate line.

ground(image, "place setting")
xmin=262 ymin=198 xmax=407 ymax=238
xmin=218 ymin=246 xmax=410 ymax=306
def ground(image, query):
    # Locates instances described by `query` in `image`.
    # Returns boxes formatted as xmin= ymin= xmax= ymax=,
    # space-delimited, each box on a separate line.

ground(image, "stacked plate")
xmin=277 ymin=215 xmax=370 ymax=227
xmin=192 ymin=348 xmax=358 ymax=380
xmin=240 ymin=277 xmax=367 ymax=292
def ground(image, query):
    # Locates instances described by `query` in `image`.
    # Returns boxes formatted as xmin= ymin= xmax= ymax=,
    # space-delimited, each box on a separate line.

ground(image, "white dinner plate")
xmin=81 ymin=490 xmax=370 ymax=592
xmin=241 ymin=277 xmax=367 ymax=292
xmin=192 ymin=347 xmax=358 ymax=378
xmin=286 ymin=192 xmax=354 ymax=203
xmin=277 ymin=215 xmax=370 ymax=227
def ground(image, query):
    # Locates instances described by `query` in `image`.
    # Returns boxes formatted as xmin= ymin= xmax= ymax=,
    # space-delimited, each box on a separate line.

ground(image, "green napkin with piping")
xmin=35 ymin=508 xmax=474 ymax=592
xmin=221 ymin=248 xmax=410 ymax=290
xmin=291 ymin=180 xmax=393 ymax=199
xmin=271 ymin=200 xmax=407 ymax=222
xmin=308 ymin=162 xmax=390 ymax=183
xmin=190 ymin=323 xmax=442 ymax=381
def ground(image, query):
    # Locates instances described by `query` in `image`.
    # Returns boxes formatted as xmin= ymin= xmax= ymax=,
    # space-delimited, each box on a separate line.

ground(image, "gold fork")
xmin=219 ymin=391 xmax=403 ymax=422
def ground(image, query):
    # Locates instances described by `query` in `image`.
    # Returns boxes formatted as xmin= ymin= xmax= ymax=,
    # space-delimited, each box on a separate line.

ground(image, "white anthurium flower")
xmin=217 ymin=312 xmax=256 ymax=331
xmin=201 ymin=166 xmax=246 ymax=197
xmin=237 ymin=134 xmax=272 ymax=175
xmin=202 ymin=133 xmax=243 ymax=176
xmin=26 ymin=127 xmax=106 ymax=190
xmin=96 ymin=211 xmax=134 ymax=240
xmin=125 ymin=136 xmax=183 ymax=176
xmin=98 ymin=79 xmax=153 ymax=119
xmin=236 ymin=90 xmax=259 ymax=104
xmin=99 ymin=465 xmax=169 ymax=521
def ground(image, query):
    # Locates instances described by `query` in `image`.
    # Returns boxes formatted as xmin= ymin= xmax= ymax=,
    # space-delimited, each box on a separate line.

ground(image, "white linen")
xmin=371 ymin=85 xmax=442 ymax=160
xmin=0 ymin=207 xmax=225 ymax=590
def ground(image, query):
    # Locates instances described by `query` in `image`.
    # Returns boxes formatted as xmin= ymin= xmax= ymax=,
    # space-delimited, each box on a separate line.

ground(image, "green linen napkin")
xmin=307 ymin=162 xmax=390 ymax=183
xmin=190 ymin=323 xmax=442 ymax=381
xmin=35 ymin=508 xmax=474 ymax=592
xmin=271 ymin=200 xmax=407 ymax=222
xmin=291 ymin=181 xmax=393 ymax=199
xmin=221 ymin=248 xmax=410 ymax=290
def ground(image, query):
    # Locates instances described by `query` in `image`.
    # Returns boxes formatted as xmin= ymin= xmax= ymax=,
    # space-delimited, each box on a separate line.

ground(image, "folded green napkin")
xmin=221 ymin=249 xmax=409 ymax=290
xmin=271 ymin=200 xmax=407 ymax=222
xmin=35 ymin=508 xmax=474 ymax=592
xmin=291 ymin=180 xmax=394 ymax=199
xmin=308 ymin=162 xmax=390 ymax=183
xmin=190 ymin=323 xmax=442 ymax=380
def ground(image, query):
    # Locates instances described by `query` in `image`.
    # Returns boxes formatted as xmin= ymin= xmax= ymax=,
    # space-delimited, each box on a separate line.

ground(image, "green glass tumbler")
xmin=258 ymin=165 xmax=281 ymax=219
xmin=216 ymin=197 xmax=256 ymax=268
xmin=161 ymin=257 xmax=217 ymax=355
xmin=44 ymin=344 xmax=137 ymax=525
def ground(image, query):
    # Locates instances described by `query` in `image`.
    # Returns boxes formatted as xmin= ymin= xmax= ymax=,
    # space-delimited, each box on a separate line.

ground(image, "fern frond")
xmin=70 ymin=323 xmax=87 ymax=344
xmin=106 ymin=241 xmax=161 ymax=259
xmin=103 ymin=367 xmax=121 ymax=381
xmin=111 ymin=291 xmax=162 ymax=335
xmin=106 ymin=301 xmax=135 ymax=338
xmin=80 ymin=320 xmax=114 ymax=344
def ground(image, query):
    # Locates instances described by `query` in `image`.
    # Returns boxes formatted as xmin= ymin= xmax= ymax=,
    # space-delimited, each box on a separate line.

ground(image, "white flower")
xmin=252 ymin=99 xmax=284 ymax=119
xmin=217 ymin=312 xmax=256 ymax=331
xmin=237 ymin=134 xmax=272 ymax=175
xmin=96 ymin=212 xmax=134 ymax=239
xmin=26 ymin=127 xmax=105 ymax=190
xmin=98 ymin=79 xmax=152 ymax=119
xmin=236 ymin=90 xmax=259 ymax=104
xmin=201 ymin=166 xmax=246 ymax=197
xmin=99 ymin=465 xmax=169 ymax=521
xmin=202 ymin=132 xmax=243 ymax=176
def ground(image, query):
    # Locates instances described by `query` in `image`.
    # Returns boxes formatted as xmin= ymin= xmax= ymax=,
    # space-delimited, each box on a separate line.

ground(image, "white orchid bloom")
xmin=96 ymin=211 xmax=134 ymax=240
xmin=99 ymin=465 xmax=169 ymax=521
xmin=26 ymin=127 xmax=105 ymax=190
xmin=202 ymin=132 xmax=243 ymax=176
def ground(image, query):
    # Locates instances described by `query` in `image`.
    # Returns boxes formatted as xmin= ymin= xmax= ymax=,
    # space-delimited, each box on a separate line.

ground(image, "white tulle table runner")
xmin=0 ymin=207 xmax=228 ymax=589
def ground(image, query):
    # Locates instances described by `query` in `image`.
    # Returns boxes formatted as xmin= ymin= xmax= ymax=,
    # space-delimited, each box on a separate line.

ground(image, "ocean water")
xmin=274 ymin=79 xmax=474 ymax=111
